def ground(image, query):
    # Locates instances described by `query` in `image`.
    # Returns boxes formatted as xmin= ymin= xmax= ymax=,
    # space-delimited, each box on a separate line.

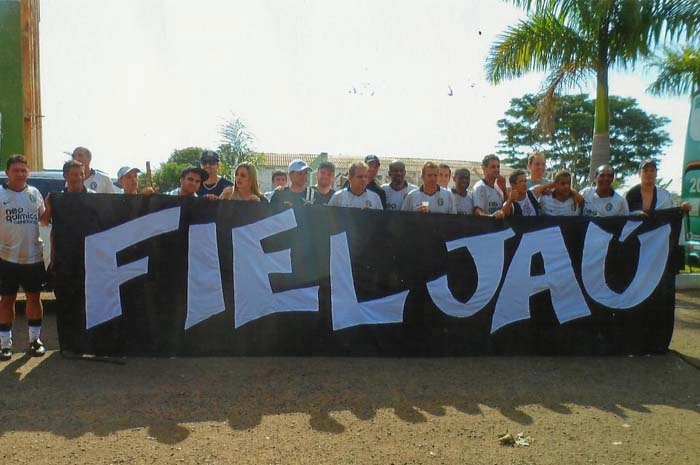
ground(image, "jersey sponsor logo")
xmin=4 ymin=207 xmax=39 ymax=225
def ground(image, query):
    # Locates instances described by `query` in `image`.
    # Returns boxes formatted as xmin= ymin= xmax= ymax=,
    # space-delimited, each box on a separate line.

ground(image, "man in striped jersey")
xmin=0 ymin=155 xmax=48 ymax=360
xmin=401 ymin=162 xmax=457 ymax=214
xmin=382 ymin=160 xmax=417 ymax=211
xmin=502 ymin=169 xmax=540 ymax=217
xmin=328 ymin=161 xmax=383 ymax=209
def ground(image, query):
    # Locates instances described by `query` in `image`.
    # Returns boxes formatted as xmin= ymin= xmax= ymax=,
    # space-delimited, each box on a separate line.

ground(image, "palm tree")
xmin=647 ymin=44 xmax=700 ymax=97
xmin=485 ymin=0 xmax=700 ymax=182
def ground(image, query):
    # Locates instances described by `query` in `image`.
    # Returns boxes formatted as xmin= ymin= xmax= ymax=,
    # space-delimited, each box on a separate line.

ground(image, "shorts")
xmin=0 ymin=258 xmax=46 ymax=295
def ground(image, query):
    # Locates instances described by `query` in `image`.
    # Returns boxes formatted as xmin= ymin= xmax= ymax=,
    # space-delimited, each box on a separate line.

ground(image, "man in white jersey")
xmin=502 ymin=169 xmax=540 ymax=216
xmin=401 ymin=161 xmax=457 ymax=214
xmin=451 ymin=168 xmax=474 ymax=214
xmin=167 ymin=167 xmax=209 ymax=197
xmin=526 ymin=152 xmax=547 ymax=189
xmin=580 ymin=164 xmax=629 ymax=217
xmin=381 ymin=160 xmax=417 ymax=211
xmin=438 ymin=163 xmax=451 ymax=189
xmin=71 ymin=146 xmax=120 ymax=193
xmin=0 ymin=155 xmax=48 ymax=360
xmin=328 ymin=161 xmax=383 ymax=209
xmin=473 ymin=154 xmax=506 ymax=218
xmin=538 ymin=170 xmax=583 ymax=216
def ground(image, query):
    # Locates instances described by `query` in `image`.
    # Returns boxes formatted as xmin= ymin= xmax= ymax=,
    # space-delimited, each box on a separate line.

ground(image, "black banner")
xmin=51 ymin=193 xmax=683 ymax=356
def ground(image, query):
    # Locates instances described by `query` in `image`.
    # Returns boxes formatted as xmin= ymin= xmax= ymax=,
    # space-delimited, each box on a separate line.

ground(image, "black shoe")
xmin=0 ymin=347 xmax=12 ymax=361
xmin=28 ymin=339 xmax=46 ymax=357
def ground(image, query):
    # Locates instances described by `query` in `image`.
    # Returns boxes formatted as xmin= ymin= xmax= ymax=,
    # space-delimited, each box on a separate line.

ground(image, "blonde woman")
xmin=220 ymin=162 xmax=267 ymax=202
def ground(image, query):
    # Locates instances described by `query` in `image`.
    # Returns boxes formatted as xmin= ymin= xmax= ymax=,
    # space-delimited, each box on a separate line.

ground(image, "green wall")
xmin=0 ymin=0 xmax=24 ymax=166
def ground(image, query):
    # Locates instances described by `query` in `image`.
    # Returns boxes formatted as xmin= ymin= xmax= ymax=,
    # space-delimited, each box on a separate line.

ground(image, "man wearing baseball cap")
xmin=197 ymin=150 xmax=233 ymax=197
xmin=363 ymin=154 xmax=387 ymax=208
xmin=270 ymin=159 xmax=315 ymax=208
xmin=117 ymin=166 xmax=158 ymax=196
xmin=626 ymin=159 xmax=691 ymax=214
xmin=167 ymin=167 xmax=209 ymax=197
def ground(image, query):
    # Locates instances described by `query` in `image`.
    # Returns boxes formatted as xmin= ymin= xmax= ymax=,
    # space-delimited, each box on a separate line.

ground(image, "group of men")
xmin=253 ymin=152 xmax=673 ymax=220
xmin=0 ymin=145 xmax=687 ymax=361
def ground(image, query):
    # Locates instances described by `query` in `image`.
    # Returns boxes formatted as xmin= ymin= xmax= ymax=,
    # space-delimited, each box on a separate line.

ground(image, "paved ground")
xmin=0 ymin=291 xmax=699 ymax=464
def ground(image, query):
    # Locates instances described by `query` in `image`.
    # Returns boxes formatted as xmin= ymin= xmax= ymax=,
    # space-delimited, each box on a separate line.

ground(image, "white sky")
xmin=39 ymin=0 xmax=690 ymax=191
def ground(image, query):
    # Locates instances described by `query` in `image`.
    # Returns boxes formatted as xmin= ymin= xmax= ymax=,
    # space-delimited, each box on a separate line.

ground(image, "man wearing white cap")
xmin=270 ymin=159 xmax=315 ymax=208
xmin=117 ymin=166 xmax=157 ymax=195
xmin=71 ymin=146 xmax=119 ymax=193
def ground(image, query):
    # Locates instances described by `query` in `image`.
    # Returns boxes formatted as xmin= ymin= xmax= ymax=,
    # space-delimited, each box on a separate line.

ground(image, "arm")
xmin=39 ymin=193 xmax=51 ymax=226
xmin=531 ymin=182 xmax=555 ymax=198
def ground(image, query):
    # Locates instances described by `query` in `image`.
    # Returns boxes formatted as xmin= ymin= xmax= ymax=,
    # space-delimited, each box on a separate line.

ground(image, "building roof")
xmin=257 ymin=152 xmax=508 ymax=176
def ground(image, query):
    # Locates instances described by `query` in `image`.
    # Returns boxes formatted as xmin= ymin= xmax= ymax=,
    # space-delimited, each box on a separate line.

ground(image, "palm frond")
xmin=646 ymin=45 xmax=700 ymax=96
xmin=537 ymin=62 xmax=593 ymax=135
xmin=485 ymin=12 xmax=592 ymax=84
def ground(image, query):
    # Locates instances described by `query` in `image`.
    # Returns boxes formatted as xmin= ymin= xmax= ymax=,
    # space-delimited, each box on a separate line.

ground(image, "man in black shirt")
xmin=270 ymin=160 xmax=315 ymax=208
xmin=312 ymin=161 xmax=336 ymax=205
xmin=197 ymin=150 xmax=233 ymax=197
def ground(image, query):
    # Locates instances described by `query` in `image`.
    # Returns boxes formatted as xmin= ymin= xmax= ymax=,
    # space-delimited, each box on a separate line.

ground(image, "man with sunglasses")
xmin=580 ymin=164 xmax=629 ymax=217
xmin=197 ymin=150 xmax=233 ymax=197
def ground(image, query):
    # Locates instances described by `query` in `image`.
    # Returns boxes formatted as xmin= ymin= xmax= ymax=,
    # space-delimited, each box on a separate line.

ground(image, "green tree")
xmin=150 ymin=115 xmax=264 ymax=192
xmin=150 ymin=146 xmax=206 ymax=192
xmin=647 ymin=44 xmax=700 ymax=97
xmin=485 ymin=0 xmax=699 ymax=182
xmin=217 ymin=115 xmax=264 ymax=172
xmin=497 ymin=93 xmax=671 ymax=189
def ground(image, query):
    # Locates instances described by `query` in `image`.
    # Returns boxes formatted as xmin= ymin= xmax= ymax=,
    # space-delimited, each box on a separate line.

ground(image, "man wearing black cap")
xmin=362 ymin=154 xmax=387 ymax=208
xmin=197 ymin=150 xmax=233 ymax=197
xmin=167 ymin=167 xmax=210 ymax=197
xmin=626 ymin=159 xmax=690 ymax=214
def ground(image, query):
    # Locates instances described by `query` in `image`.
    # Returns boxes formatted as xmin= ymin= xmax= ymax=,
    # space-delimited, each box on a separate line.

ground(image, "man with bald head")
xmin=71 ymin=146 xmax=119 ymax=193
xmin=381 ymin=160 xmax=417 ymax=211
xmin=580 ymin=164 xmax=629 ymax=217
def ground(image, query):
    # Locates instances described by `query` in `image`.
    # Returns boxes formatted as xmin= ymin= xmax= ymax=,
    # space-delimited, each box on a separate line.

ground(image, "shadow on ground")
xmin=0 ymin=293 xmax=699 ymax=445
